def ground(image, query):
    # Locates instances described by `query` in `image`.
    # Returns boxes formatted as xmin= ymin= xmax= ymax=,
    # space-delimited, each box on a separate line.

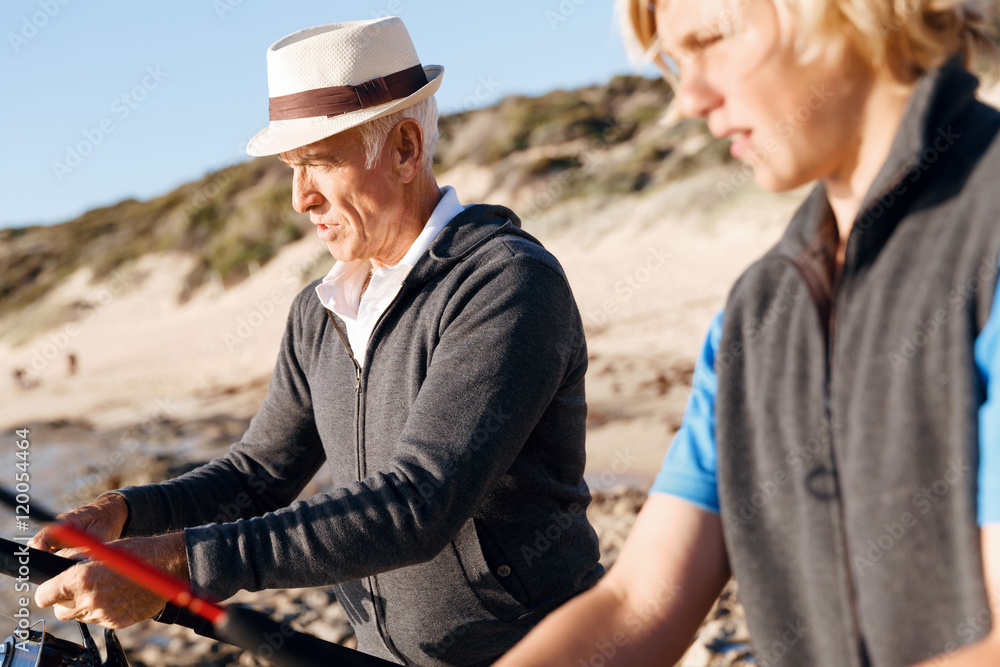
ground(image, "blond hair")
xmin=619 ymin=0 xmax=998 ymax=84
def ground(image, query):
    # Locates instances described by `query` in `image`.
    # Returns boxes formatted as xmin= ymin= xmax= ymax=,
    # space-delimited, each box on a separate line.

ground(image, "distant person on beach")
xmin=499 ymin=1 xmax=1000 ymax=666
xmin=12 ymin=367 xmax=34 ymax=390
xmin=30 ymin=17 xmax=601 ymax=666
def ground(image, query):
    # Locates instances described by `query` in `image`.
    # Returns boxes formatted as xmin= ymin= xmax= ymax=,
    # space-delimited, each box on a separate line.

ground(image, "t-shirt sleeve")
xmin=649 ymin=310 xmax=723 ymax=514
xmin=977 ymin=274 xmax=1000 ymax=524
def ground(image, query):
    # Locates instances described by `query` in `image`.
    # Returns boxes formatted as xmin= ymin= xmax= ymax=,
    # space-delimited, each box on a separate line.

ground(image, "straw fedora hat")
xmin=245 ymin=16 xmax=444 ymax=157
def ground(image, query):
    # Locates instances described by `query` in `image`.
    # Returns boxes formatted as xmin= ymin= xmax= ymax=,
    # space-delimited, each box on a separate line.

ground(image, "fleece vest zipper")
xmin=779 ymin=154 xmax=925 ymax=664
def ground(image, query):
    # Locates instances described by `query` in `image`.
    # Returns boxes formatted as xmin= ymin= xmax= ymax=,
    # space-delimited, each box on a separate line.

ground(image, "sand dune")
xmin=2 ymin=80 xmax=997 ymax=482
xmin=0 ymin=166 xmax=804 ymax=484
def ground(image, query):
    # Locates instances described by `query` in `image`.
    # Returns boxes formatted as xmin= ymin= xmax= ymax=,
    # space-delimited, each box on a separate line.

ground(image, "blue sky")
xmin=1 ymin=0 xmax=656 ymax=229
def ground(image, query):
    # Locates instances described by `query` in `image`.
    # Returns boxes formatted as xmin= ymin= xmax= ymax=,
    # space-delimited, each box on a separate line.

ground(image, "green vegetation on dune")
xmin=1 ymin=74 xmax=734 ymax=327
xmin=9 ymin=62 xmax=1000 ymax=329
xmin=436 ymin=74 xmax=733 ymax=209
xmin=437 ymin=75 xmax=672 ymax=171
xmin=0 ymin=158 xmax=310 ymax=320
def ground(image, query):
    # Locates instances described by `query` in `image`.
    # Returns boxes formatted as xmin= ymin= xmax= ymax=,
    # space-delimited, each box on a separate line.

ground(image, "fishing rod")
xmin=0 ymin=487 xmax=397 ymax=667
xmin=0 ymin=536 xmax=212 ymax=636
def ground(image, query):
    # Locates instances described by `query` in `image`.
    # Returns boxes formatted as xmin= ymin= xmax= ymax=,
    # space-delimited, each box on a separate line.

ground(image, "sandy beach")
xmin=0 ymin=169 xmax=804 ymax=483
xmin=1 ymin=78 xmax=997 ymax=667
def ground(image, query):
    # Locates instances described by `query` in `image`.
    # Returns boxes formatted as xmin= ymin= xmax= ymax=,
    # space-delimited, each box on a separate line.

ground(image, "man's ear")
xmin=391 ymin=117 xmax=424 ymax=183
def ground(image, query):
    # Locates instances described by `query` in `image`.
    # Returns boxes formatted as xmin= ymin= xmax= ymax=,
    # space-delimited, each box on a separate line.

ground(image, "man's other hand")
xmin=34 ymin=532 xmax=189 ymax=629
xmin=29 ymin=492 xmax=129 ymax=553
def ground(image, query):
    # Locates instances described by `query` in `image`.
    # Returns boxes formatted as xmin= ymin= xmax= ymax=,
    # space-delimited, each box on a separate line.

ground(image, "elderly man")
xmin=31 ymin=17 xmax=602 ymax=666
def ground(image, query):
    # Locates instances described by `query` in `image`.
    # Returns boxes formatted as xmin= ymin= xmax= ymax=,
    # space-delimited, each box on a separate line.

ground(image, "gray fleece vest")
xmin=716 ymin=60 xmax=1000 ymax=666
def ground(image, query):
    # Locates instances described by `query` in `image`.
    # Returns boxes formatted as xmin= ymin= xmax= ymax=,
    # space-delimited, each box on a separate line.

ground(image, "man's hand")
xmin=29 ymin=492 xmax=129 ymax=553
xmin=34 ymin=532 xmax=189 ymax=629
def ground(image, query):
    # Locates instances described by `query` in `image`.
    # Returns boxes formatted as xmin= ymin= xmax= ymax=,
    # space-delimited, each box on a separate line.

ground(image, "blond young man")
xmin=499 ymin=1 xmax=1000 ymax=666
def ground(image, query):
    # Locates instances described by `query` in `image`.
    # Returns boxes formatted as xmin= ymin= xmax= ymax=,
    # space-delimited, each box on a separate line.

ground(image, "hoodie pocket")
xmin=452 ymin=519 xmax=530 ymax=622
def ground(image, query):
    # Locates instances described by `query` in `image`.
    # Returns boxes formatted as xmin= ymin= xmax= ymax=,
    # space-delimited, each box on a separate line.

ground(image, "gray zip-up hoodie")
xmin=118 ymin=205 xmax=603 ymax=665
xmin=716 ymin=59 xmax=1000 ymax=666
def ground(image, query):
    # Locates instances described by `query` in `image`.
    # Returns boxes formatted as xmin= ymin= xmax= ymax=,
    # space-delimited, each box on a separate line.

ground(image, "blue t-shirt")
xmin=651 ymin=279 xmax=1000 ymax=524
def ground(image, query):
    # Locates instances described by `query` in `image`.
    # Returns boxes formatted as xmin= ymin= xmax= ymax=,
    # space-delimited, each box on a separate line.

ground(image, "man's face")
xmin=656 ymin=0 xmax=876 ymax=192
xmin=280 ymin=127 xmax=399 ymax=262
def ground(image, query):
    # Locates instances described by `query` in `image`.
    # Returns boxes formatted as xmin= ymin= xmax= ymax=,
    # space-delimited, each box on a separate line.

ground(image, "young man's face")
xmin=656 ymin=0 xmax=877 ymax=192
xmin=281 ymin=127 xmax=399 ymax=263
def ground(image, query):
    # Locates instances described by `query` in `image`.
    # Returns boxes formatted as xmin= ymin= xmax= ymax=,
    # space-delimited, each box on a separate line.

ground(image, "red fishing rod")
xmin=0 ymin=486 xmax=397 ymax=667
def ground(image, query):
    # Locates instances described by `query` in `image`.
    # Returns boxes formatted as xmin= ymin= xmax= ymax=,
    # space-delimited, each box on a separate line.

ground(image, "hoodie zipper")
xmin=326 ymin=309 xmax=362 ymax=392
xmin=358 ymin=287 xmax=411 ymax=664
xmin=324 ymin=292 xmax=410 ymax=664
xmin=319 ymin=219 xmax=514 ymax=663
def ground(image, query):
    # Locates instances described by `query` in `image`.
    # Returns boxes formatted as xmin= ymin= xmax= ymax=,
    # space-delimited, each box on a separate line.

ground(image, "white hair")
xmin=357 ymin=96 xmax=439 ymax=171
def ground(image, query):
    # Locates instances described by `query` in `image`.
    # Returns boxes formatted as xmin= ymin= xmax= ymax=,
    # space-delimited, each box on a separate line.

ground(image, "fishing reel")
xmin=0 ymin=622 xmax=128 ymax=667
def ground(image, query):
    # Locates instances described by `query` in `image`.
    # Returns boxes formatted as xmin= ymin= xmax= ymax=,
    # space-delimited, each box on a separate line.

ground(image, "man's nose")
xmin=676 ymin=65 xmax=723 ymax=120
xmin=291 ymin=170 xmax=322 ymax=213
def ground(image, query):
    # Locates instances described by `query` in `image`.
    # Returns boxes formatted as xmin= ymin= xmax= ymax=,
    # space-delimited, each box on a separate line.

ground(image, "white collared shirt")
xmin=315 ymin=186 xmax=467 ymax=366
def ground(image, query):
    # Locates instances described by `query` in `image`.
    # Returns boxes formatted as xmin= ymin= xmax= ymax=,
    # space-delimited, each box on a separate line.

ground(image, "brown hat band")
xmin=268 ymin=64 xmax=429 ymax=121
